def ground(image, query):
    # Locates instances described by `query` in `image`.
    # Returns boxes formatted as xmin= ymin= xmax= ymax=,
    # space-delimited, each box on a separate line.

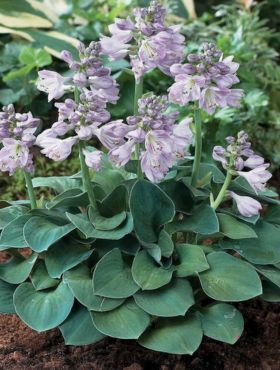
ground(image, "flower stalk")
xmin=78 ymin=141 xmax=97 ymax=210
xmin=191 ymin=108 xmax=202 ymax=187
xmin=23 ymin=171 xmax=37 ymax=209
xmin=134 ymin=76 xmax=144 ymax=178
xmin=211 ymin=170 xmax=232 ymax=210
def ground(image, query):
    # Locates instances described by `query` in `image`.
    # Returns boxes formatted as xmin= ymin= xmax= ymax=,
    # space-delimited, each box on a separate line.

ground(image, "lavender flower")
xmin=212 ymin=131 xmax=271 ymax=216
xmin=83 ymin=149 xmax=103 ymax=171
xmin=100 ymin=94 xmax=193 ymax=182
xmin=100 ymin=0 xmax=185 ymax=81
xmin=37 ymin=70 xmax=70 ymax=102
xmin=36 ymin=41 xmax=119 ymax=172
xmin=0 ymin=105 xmax=40 ymax=175
xmin=229 ymin=192 xmax=262 ymax=217
xmin=169 ymin=43 xmax=244 ymax=114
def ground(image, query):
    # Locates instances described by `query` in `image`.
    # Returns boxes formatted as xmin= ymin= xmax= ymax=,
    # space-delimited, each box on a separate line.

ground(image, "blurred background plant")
xmin=0 ymin=0 xmax=279 ymax=199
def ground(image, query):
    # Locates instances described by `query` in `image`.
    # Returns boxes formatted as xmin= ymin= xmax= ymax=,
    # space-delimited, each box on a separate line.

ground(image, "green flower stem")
xmin=134 ymin=76 xmax=144 ymax=178
xmin=23 ymin=171 xmax=37 ymax=209
xmin=212 ymin=170 xmax=232 ymax=210
xmin=78 ymin=141 xmax=97 ymax=210
xmin=191 ymin=108 xmax=202 ymax=187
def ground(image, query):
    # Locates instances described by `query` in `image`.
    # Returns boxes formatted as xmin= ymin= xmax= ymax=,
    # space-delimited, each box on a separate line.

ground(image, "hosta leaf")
xmin=265 ymin=205 xmax=280 ymax=225
xmin=0 ymin=214 xmax=31 ymax=249
xmin=130 ymin=180 xmax=175 ymax=243
xmin=59 ymin=305 xmax=105 ymax=345
xmin=0 ymin=279 xmax=17 ymax=313
xmin=166 ymin=205 xmax=219 ymax=235
xmin=31 ymin=260 xmax=59 ymax=291
xmin=261 ymin=281 xmax=280 ymax=302
xmin=91 ymin=299 xmax=150 ymax=339
xmin=88 ymin=206 xmax=127 ymax=231
xmin=158 ymin=229 xmax=174 ymax=258
xmin=221 ymin=220 xmax=280 ymax=264
xmin=218 ymin=213 xmax=257 ymax=239
xmin=98 ymin=184 xmax=128 ymax=217
xmin=66 ymin=212 xmax=133 ymax=240
xmin=32 ymin=176 xmax=82 ymax=192
xmin=200 ymin=303 xmax=244 ymax=344
xmin=132 ymin=250 xmax=174 ymax=290
xmin=93 ymin=249 xmax=139 ymax=298
xmin=93 ymin=235 xmax=140 ymax=257
xmin=139 ymin=314 xmax=203 ymax=355
xmin=175 ymin=244 xmax=209 ymax=277
xmin=46 ymin=189 xmax=88 ymax=209
xmin=64 ymin=264 xmax=125 ymax=311
xmin=134 ymin=278 xmax=194 ymax=317
xmin=0 ymin=205 xmax=28 ymax=230
xmin=159 ymin=181 xmax=194 ymax=214
xmin=199 ymin=252 xmax=262 ymax=301
xmin=45 ymin=239 xmax=93 ymax=278
xmin=255 ymin=265 xmax=280 ymax=288
xmin=0 ymin=252 xmax=37 ymax=284
xmin=14 ymin=282 xmax=74 ymax=332
xmin=23 ymin=216 xmax=75 ymax=252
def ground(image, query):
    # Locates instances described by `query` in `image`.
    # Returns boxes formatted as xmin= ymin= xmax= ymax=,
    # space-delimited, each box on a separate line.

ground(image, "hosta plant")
xmin=0 ymin=0 xmax=280 ymax=355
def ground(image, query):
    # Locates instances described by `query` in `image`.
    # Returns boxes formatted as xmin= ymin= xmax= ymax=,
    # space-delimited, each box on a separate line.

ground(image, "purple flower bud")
xmin=229 ymin=191 xmax=262 ymax=217
xmin=213 ymin=146 xmax=228 ymax=166
xmin=244 ymin=155 xmax=264 ymax=169
xmin=61 ymin=50 xmax=74 ymax=64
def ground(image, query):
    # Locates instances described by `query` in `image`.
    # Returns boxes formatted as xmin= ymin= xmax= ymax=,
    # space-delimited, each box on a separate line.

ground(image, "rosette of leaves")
xmin=0 ymin=158 xmax=280 ymax=355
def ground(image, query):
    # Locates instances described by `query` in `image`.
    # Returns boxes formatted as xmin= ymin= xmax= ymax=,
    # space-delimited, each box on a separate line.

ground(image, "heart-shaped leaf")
xmin=14 ymin=282 xmax=74 ymax=332
xmin=199 ymin=252 xmax=262 ymax=301
xmin=132 ymin=250 xmax=174 ymax=290
xmin=0 ymin=205 xmax=28 ymax=230
xmin=0 ymin=252 xmax=37 ymax=284
xmin=134 ymin=278 xmax=194 ymax=317
xmin=175 ymin=244 xmax=209 ymax=277
xmin=139 ymin=313 xmax=202 ymax=355
xmin=31 ymin=260 xmax=59 ymax=291
xmin=0 ymin=279 xmax=17 ymax=313
xmin=0 ymin=214 xmax=31 ymax=249
xmin=218 ymin=213 xmax=257 ymax=239
xmin=59 ymin=305 xmax=105 ymax=345
xmin=93 ymin=249 xmax=139 ymax=298
xmin=88 ymin=206 xmax=127 ymax=231
xmin=130 ymin=180 xmax=175 ymax=243
xmin=91 ymin=299 xmax=150 ymax=339
xmin=200 ymin=303 xmax=244 ymax=344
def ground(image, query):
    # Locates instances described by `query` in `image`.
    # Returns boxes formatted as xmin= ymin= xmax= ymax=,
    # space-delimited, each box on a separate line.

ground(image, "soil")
xmin=0 ymin=299 xmax=279 ymax=370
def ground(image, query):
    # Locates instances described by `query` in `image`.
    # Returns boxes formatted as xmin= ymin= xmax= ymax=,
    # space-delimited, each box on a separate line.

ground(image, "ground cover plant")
xmin=0 ymin=0 xmax=280 ymax=356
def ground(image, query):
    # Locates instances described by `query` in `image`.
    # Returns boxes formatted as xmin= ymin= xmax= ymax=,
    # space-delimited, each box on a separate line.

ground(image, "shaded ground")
xmin=0 ymin=299 xmax=279 ymax=370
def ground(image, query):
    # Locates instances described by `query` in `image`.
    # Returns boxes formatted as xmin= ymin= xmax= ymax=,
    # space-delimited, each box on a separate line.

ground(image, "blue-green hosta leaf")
xmin=93 ymin=249 xmax=139 ymax=299
xmin=66 ymin=212 xmax=133 ymax=240
xmin=199 ymin=252 xmax=262 ymax=301
xmin=14 ymin=282 xmax=74 ymax=332
xmin=200 ymin=303 xmax=244 ymax=344
xmin=255 ymin=265 xmax=280 ymax=288
xmin=0 ymin=205 xmax=28 ymax=230
xmin=32 ymin=176 xmax=82 ymax=192
xmin=221 ymin=220 xmax=280 ymax=264
xmin=45 ymin=239 xmax=93 ymax=278
xmin=91 ymin=299 xmax=150 ymax=339
xmin=46 ymin=189 xmax=88 ymax=209
xmin=0 ymin=214 xmax=32 ymax=249
xmin=59 ymin=305 xmax=105 ymax=345
xmin=261 ymin=281 xmax=280 ymax=302
xmin=130 ymin=180 xmax=175 ymax=243
xmin=64 ymin=264 xmax=125 ymax=311
xmin=0 ymin=279 xmax=17 ymax=313
xmin=159 ymin=181 xmax=194 ymax=214
xmin=132 ymin=250 xmax=174 ymax=290
xmin=158 ymin=229 xmax=174 ymax=258
xmin=23 ymin=216 xmax=75 ymax=252
xmin=92 ymin=168 xmax=125 ymax=195
xmin=0 ymin=252 xmax=37 ymax=284
xmin=166 ymin=205 xmax=219 ymax=236
xmin=139 ymin=313 xmax=203 ymax=355
xmin=134 ymin=278 xmax=194 ymax=317
xmin=88 ymin=206 xmax=127 ymax=231
xmin=31 ymin=260 xmax=59 ymax=291
xmin=265 ymin=205 xmax=280 ymax=225
xmin=175 ymin=244 xmax=209 ymax=277
xmin=218 ymin=213 xmax=257 ymax=239
xmin=98 ymin=184 xmax=128 ymax=217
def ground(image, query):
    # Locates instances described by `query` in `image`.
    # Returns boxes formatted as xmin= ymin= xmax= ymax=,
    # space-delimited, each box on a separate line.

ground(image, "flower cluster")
xmin=0 ymin=105 xmax=40 ymax=175
xmin=36 ymin=42 xmax=119 ymax=170
xmin=100 ymin=0 xmax=185 ymax=81
xmin=169 ymin=43 xmax=244 ymax=114
xmin=213 ymin=131 xmax=272 ymax=217
xmin=98 ymin=95 xmax=193 ymax=182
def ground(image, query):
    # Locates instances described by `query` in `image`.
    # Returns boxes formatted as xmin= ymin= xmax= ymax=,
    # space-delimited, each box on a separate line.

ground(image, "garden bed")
xmin=0 ymin=299 xmax=279 ymax=370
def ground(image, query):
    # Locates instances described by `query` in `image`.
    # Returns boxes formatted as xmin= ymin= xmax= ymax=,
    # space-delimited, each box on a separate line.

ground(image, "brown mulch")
xmin=0 ymin=299 xmax=279 ymax=370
